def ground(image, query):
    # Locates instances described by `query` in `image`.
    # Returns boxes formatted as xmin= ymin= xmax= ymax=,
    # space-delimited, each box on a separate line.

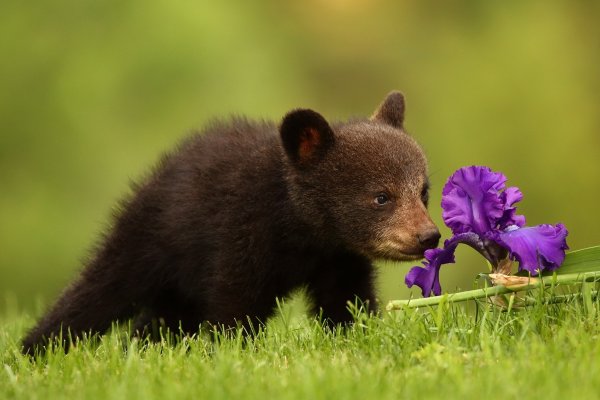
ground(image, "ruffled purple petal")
xmin=497 ymin=186 xmax=526 ymax=229
xmin=406 ymin=248 xmax=453 ymax=297
xmin=441 ymin=166 xmax=507 ymax=235
xmin=492 ymin=224 xmax=569 ymax=275
xmin=405 ymin=232 xmax=484 ymax=297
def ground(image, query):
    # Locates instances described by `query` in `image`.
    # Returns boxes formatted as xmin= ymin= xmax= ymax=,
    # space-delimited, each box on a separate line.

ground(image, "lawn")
xmin=2 ymin=291 xmax=600 ymax=400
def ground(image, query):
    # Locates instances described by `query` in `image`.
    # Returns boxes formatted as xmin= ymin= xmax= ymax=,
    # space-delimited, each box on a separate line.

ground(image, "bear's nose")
xmin=417 ymin=228 xmax=441 ymax=249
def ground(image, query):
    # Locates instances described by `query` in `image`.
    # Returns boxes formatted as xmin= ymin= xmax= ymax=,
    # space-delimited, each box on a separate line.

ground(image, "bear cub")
xmin=22 ymin=91 xmax=440 ymax=354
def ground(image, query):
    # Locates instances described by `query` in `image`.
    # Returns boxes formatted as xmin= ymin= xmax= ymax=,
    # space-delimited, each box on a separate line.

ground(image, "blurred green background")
xmin=1 ymin=0 xmax=599 ymax=312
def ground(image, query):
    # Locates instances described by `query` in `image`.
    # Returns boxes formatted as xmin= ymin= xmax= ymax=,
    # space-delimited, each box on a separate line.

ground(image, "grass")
xmin=2 ymin=290 xmax=600 ymax=400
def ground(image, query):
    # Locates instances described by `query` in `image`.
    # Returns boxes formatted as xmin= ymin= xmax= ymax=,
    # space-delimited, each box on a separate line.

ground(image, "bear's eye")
xmin=374 ymin=193 xmax=390 ymax=206
xmin=421 ymin=184 xmax=430 ymax=207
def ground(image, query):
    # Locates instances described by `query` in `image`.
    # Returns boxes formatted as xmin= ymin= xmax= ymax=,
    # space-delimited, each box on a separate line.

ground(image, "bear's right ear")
xmin=370 ymin=91 xmax=405 ymax=129
xmin=280 ymin=109 xmax=335 ymax=166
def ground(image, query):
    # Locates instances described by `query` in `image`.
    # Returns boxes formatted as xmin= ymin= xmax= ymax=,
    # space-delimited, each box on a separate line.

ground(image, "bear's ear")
xmin=370 ymin=91 xmax=405 ymax=129
xmin=280 ymin=109 xmax=335 ymax=166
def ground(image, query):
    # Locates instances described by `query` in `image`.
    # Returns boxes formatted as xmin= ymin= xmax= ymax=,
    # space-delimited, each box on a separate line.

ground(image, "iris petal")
xmin=406 ymin=233 xmax=485 ymax=297
xmin=406 ymin=248 xmax=453 ymax=297
xmin=497 ymin=186 xmax=526 ymax=229
xmin=492 ymin=224 xmax=569 ymax=275
xmin=441 ymin=166 xmax=507 ymax=235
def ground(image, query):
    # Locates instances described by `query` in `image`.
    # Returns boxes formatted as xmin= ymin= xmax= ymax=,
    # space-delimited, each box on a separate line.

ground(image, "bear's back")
xmin=144 ymin=117 xmax=290 ymax=255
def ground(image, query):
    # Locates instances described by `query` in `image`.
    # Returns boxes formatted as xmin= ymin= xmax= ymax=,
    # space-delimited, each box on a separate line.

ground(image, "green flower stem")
xmin=386 ymin=271 xmax=600 ymax=310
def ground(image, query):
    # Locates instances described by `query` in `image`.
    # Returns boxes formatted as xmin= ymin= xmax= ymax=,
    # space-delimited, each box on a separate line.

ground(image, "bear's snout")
xmin=417 ymin=227 xmax=441 ymax=250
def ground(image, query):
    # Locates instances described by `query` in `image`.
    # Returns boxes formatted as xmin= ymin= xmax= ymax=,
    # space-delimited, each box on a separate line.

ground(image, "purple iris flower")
xmin=405 ymin=166 xmax=569 ymax=297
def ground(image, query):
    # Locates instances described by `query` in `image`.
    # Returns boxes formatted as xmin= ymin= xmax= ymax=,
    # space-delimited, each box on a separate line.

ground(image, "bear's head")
xmin=280 ymin=91 xmax=440 ymax=261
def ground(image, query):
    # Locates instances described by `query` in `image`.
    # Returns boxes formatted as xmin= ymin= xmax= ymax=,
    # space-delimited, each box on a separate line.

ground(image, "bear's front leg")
xmin=307 ymin=253 xmax=377 ymax=326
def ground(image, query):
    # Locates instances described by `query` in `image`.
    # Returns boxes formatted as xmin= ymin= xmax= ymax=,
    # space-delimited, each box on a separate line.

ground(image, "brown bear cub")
xmin=22 ymin=91 xmax=440 ymax=354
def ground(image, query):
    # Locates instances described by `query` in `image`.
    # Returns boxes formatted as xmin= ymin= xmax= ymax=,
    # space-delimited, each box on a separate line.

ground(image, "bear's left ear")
xmin=280 ymin=109 xmax=335 ymax=166
xmin=370 ymin=91 xmax=405 ymax=129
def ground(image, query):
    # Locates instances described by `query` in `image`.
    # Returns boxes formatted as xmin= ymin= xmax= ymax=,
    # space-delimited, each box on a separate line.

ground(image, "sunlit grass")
xmin=2 ymin=292 xmax=600 ymax=400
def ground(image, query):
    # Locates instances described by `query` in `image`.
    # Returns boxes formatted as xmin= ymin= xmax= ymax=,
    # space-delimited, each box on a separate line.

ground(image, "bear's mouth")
xmin=370 ymin=240 xmax=426 ymax=261
xmin=389 ymin=251 xmax=425 ymax=262
xmin=399 ymin=251 xmax=427 ymax=260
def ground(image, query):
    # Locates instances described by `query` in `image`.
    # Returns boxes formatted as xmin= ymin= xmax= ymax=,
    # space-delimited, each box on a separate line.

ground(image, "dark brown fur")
xmin=22 ymin=91 xmax=440 ymax=354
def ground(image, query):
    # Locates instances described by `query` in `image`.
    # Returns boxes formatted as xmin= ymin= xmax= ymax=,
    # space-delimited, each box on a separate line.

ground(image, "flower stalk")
xmin=388 ymin=271 xmax=600 ymax=310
